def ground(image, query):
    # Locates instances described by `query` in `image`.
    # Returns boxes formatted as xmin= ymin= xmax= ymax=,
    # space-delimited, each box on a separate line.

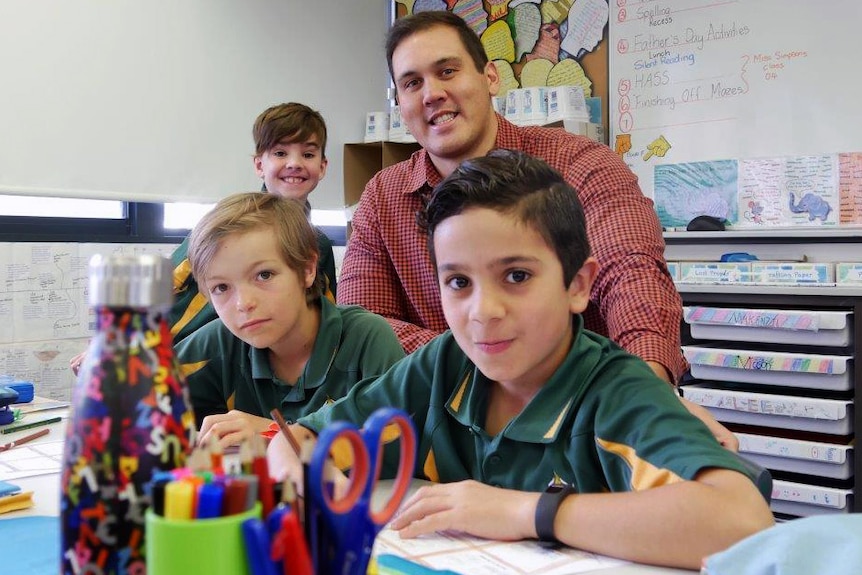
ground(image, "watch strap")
xmin=535 ymin=484 xmax=576 ymax=543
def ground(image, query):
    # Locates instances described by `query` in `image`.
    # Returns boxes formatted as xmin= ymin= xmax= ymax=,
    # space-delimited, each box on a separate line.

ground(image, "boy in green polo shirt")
xmin=176 ymin=192 xmax=403 ymax=448
xmin=170 ymin=102 xmax=338 ymax=343
xmin=69 ymin=103 xmax=338 ymax=374
xmin=267 ymin=150 xmax=773 ymax=570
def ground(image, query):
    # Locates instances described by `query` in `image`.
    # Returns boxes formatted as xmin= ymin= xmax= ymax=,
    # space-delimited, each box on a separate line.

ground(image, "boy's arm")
xmin=548 ymin=467 xmax=773 ymax=569
xmin=391 ymin=468 xmax=772 ymax=570
xmin=175 ymin=320 xmax=233 ymax=426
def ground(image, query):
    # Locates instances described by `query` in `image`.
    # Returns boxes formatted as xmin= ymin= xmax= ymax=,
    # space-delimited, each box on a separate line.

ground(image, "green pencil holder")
xmin=146 ymin=503 xmax=261 ymax=575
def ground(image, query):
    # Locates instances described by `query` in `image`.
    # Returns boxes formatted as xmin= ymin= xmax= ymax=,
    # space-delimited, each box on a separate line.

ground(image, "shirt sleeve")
xmin=315 ymin=227 xmax=337 ymax=301
xmin=337 ymin=175 xmax=441 ymax=353
xmin=588 ymin=358 xmax=753 ymax=491
xmin=572 ymin=144 xmax=687 ymax=382
xmin=175 ymin=320 xmax=233 ymax=427
xmin=348 ymin=311 xmax=406 ymax=378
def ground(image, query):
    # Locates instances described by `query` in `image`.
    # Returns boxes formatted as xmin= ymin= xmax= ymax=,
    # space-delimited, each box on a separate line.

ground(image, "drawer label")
xmin=686 ymin=349 xmax=836 ymax=374
xmin=686 ymin=307 xmax=820 ymax=331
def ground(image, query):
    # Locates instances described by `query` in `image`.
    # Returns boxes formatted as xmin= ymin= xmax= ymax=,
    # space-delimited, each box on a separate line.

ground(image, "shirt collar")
xmin=402 ymin=114 xmax=522 ymax=197
xmin=445 ymin=315 xmax=589 ymax=444
xmin=247 ymin=297 xmax=342 ymax=392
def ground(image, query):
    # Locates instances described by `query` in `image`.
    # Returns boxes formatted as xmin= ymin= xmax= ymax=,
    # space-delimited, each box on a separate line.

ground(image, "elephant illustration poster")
xmin=738 ymin=155 xmax=839 ymax=228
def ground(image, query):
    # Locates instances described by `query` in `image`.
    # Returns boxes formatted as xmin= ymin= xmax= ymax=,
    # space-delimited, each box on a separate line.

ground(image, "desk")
xmin=0 ymin=407 xmax=694 ymax=575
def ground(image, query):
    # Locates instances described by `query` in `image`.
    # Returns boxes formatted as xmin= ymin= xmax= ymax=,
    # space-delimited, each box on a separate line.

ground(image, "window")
xmin=0 ymin=196 xmax=347 ymax=245
xmin=0 ymin=194 xmax=124 ymax=219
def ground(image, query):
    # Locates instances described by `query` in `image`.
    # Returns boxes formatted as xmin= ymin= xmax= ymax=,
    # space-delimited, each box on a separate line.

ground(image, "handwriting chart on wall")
xmin=608 ymin=0 xmax=862 ymax=228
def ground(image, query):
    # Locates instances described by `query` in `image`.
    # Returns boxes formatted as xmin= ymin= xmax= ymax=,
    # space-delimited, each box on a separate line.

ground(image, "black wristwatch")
xmin=535 ymin=483 xmax=577 ymax=543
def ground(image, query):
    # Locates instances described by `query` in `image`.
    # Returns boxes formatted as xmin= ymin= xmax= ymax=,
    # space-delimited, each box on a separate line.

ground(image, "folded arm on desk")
xmin=389 ymin=469 xmax=773 ymax=571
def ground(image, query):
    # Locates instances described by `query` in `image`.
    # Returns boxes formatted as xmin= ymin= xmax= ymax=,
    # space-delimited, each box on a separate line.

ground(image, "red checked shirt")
xmin=338 ymin=115 xmax=687 ymax=382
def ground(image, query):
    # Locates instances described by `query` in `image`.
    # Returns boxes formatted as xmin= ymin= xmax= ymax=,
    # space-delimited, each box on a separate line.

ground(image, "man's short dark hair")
xmin=419 ymin=149 xmax=591 ymax=286
xmin=386 ymin=11 xmax=489 ymax=80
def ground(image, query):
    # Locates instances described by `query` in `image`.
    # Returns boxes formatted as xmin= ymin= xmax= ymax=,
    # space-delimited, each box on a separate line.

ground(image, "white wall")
xmin=0 ymin=0 xmax=390 ymax=209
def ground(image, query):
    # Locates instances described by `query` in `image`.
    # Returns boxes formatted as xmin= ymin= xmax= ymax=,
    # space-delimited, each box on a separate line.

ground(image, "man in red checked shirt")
xmin=337 ymin=11 xmax=737 ymax=450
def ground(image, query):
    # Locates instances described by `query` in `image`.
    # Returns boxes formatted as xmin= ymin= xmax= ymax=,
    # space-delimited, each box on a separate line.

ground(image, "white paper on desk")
xmin=373 ymin=526 xmax=627 ymax=574
xmin=0 ymin=439 xmax=63 ymax=480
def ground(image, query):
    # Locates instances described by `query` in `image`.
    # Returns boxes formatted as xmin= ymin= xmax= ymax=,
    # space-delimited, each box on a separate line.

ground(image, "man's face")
xmin=392 ymin=26 xmax=500 ymax=175
xmin=254 ymin=137 xmax=327 ymax=202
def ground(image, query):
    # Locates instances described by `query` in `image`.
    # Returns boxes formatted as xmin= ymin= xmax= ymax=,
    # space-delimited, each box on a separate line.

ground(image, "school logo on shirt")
xmin=547 ymin=472 xmax=571 ymax=490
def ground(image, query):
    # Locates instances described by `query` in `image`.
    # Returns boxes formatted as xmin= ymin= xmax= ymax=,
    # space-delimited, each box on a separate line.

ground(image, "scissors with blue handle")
xmin=308 ymin=407 xmax=417 ymax=575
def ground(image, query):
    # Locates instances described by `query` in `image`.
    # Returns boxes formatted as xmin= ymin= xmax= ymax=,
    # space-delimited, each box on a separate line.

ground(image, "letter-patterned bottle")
xmin=61 ymin=254 xmax=196 ymax=574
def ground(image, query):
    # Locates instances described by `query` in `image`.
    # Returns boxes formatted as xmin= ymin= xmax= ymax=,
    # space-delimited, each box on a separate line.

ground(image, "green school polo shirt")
xmin=299 ymin=316 xmax=757 ymax=492
xmin=169 ymin=226 xmax=337 ymax=344
xmin=176 ymin=297 xmax=403 ymax=427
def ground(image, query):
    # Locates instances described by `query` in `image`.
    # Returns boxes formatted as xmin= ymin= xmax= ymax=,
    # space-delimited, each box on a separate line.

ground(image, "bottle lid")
xmin=89 ymin=254 xmax=173 ymax=309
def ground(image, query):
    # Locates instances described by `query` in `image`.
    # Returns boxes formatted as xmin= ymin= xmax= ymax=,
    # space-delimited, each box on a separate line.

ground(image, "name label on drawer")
xmin=687 ymin=350 xmax=835 ymax=374
xmin=686 ymin=307 xmax=820 ymax=331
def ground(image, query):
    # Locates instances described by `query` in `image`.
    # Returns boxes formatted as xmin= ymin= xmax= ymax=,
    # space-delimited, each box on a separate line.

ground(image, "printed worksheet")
xmin=0 ymin=439 xmax=64 ymax=481
xmin=373 ymin=526 xmax=627 ymax=575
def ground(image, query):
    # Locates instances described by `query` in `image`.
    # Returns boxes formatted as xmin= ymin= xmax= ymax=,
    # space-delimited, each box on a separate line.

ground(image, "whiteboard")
xmin=608 ymin=0 xmax=862 ymax=203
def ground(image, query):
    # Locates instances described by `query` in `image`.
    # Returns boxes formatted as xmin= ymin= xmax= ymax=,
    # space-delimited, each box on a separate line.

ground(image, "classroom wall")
xmin=0 ymin=242 xmax=177 ymax=400
xmin=0 ymin=242 xmax=346 ymax=402
xmin=0 ymin=0 xmax=390 ymax=210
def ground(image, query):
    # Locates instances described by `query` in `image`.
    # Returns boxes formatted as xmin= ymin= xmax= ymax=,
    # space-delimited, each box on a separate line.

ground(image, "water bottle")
xmin=61 ymin=254 xmax=196 ymax=574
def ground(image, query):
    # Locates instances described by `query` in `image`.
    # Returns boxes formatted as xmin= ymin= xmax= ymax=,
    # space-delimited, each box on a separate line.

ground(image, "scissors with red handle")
xmin=308 ymin=407 xmax=417 ymax=575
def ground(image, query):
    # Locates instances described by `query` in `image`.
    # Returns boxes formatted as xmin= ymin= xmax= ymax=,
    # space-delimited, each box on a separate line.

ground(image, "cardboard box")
xmin=364 ymin=111 xmax=389 ymax=143
xmin=546 ymin=85 xmax=589 ymax=124
xmin=505 ymin=88 xmax=547 ymax=126
xmin=342 ymin=141 xmax=422 ymax=235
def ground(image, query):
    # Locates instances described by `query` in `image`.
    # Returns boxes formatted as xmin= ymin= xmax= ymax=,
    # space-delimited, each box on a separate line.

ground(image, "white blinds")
xmin=0 ymin=0 xmax=387 ymax=208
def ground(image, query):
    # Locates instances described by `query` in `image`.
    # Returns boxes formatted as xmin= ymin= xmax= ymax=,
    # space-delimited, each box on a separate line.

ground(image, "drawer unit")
xmin=678 ymin=288 xmax=862 ymax=517
xmin=683 ymin=307 xmax=852 ymax=347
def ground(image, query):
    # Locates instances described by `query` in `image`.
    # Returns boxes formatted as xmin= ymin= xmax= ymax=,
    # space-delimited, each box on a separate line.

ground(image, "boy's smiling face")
xmin=202 ymin=227 xmax=317 ymax=354
xmin=254 ymin=137 xmax=327 ymax=202
xmin=433 ymin=207 xmax=595 ymax=393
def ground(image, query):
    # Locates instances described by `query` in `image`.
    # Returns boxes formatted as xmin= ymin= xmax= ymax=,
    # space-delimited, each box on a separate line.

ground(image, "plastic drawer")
xmin=683 ymin=345 xmax=852 ymax=391
xmin=682 ymin=384 xmax=854 ymax=435
xmin=770 ymin=479 xmax=853 ymax=516
xmin=737 ymin=433 xmax=854 ymax=480
xmin=684 ymin=307 xmax=852 ymax=347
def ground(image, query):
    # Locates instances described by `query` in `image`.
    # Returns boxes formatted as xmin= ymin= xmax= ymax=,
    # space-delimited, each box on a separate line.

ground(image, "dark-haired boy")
xmin=269 ymin=150 xmax=773 ymax=570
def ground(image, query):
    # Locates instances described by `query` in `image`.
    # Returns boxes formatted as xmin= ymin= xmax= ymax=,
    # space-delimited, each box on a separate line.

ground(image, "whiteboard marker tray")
xmin=737 ymin=433 xmax=854 ymax=479
xmin=684 ymin=307 xmax=852 ymax=347
xmin=682 ymin=384 xmax=854 ymax=435
xmin=683 ymin=345 xmax=852 ymax=391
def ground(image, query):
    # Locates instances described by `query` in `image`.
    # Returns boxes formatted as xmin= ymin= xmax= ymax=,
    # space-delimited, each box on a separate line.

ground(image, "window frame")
xmin=0 ymin=202 xmax=347 ymax=246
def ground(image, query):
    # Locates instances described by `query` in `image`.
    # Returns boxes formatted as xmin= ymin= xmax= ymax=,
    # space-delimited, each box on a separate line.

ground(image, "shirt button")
xmin=489 ymin=455 xmax=501 ymax=465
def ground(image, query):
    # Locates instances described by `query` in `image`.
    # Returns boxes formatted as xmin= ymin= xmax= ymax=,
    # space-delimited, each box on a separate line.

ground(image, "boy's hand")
xmin=266 ymin=430 xmax=311 ymax=487
xmin=390 ymin=480 xmax=538 ymax=541
xmin=69 ymin=351 xmax=87 ymax=375
xmin=198 ymin=410 xmax=272 ymax=449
